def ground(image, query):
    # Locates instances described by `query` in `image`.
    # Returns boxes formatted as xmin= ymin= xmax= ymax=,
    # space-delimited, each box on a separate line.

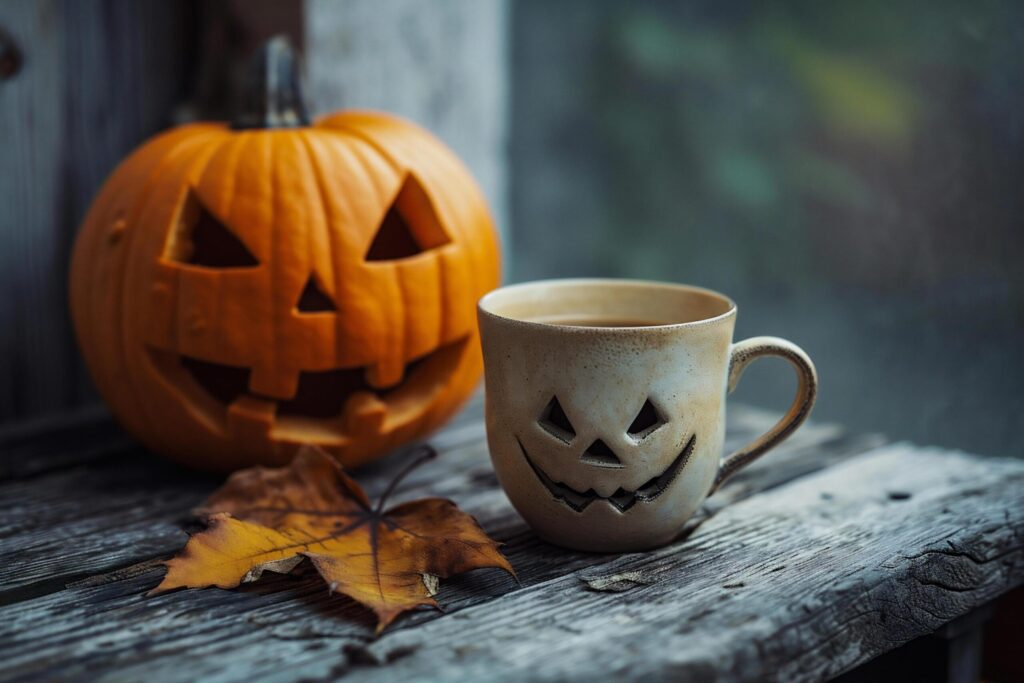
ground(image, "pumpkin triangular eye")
xmin=168 ymin=190 xmax=259 ymax=268
xmin=296 ymin=275 xmax=336 ymax=313
xmin=365 ymin=174 xmax=450 ymax=261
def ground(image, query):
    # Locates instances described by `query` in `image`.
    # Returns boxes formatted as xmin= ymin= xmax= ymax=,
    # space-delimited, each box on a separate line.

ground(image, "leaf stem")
xmin=375 ymin=444 xmax=437 ymax=513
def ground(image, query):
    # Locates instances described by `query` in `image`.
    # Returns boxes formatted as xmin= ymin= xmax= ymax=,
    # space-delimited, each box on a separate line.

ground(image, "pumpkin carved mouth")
xmin=517 ymin=434 xmax=696 ymax=513
xmin=176 ymin=352 xmax=432 ymax=418
xmin=148 ymin=337 xmax=468 ymax=436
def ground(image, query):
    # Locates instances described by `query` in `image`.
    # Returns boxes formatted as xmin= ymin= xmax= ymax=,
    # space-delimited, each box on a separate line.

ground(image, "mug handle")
xmin=711 ymin=336 xmax=818 ymax=493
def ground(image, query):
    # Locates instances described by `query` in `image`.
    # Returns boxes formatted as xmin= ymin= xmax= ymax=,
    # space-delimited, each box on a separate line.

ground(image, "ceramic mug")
xmin=477 ymin=279 xmax=817 ymax=552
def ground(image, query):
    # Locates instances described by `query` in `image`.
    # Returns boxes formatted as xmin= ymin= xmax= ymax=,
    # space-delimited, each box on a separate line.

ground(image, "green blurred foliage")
xmin=510 ymin=0 xmax=1024 ymax=455
xmin=554 ymin=0 xmax=1024 ymax=299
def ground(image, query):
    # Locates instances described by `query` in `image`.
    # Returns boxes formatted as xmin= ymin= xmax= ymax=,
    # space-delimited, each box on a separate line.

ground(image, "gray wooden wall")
xmin=0 ymin=0 xmax=508 ymax=426
xmin=305 ymin=0 xmax=508 ymax=233
xmin=0 ymin=0 xmax=192 ymax=422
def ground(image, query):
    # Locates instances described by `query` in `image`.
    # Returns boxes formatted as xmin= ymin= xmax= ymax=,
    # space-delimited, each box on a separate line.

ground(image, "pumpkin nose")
xmin=580 ymin=439 xmax=623 ymax=468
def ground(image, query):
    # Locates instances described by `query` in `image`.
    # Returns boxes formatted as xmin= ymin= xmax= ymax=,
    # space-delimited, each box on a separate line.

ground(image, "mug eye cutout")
xmin=167 ymin=189 xmax=259 ymax=268
xmin=538 ymin=396 xmax=575 ymax=443
xmin=627 ymin=398 xmax=664 ymax=440
xmin=365 ymin=173 xmax=451 ymax=261
xmin=295 ymin=274 xmax=336 ymax=313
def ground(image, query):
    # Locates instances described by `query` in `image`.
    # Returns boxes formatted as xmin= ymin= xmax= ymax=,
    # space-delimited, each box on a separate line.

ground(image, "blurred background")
xmin=1 ymin=0 xmax=1022 ymax=456
xmin=511 ymin=0 xmax=1024 ymax=457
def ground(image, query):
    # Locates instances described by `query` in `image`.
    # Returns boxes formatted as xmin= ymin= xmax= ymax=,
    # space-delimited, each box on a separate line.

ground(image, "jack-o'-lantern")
xmin=69 ymin=38 xmax=500 ymax=472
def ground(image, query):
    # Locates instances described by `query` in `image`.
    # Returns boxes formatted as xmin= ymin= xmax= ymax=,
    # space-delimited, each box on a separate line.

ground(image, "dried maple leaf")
xmin=151 ymin=446 xmax=514 ymax=633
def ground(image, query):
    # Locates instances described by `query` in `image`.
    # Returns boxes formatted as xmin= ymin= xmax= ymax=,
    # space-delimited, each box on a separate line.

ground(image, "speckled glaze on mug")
xmin=477 ymin=279 xmax=817 ymax=552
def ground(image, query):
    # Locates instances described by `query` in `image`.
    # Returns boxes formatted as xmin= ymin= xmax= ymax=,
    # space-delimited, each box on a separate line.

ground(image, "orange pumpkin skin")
xmin=69 ymin=111 xmax=500 ymax=472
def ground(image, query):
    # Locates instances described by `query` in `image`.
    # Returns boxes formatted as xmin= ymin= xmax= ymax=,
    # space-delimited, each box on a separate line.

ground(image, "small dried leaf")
xmin=422 ymin=573 xmax=440 ymax=597
xmin=579 ymin=570 xmax=653 ymax=593
xmin=152 ymin=446 xmax=514 ymax=633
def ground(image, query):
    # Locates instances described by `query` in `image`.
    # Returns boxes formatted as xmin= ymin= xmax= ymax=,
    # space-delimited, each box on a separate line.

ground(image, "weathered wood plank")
xmin=0 ymin=405 xmax=868 ymax=679
xmin=0 ymin=441 xmax=1018 ymax=682
xmin=0 ymin=397 xmax=858 ymax=601
xmin=347 ymin=445 xmax=1023 ymax=683
xmin=0 ymin=397 xmax=489 ymax=600
xmin=0 ymin=405 xmax=129 ymax=480
xmin=0 ymin=390 xmax=881 ymax=682
xmin=0 ymin=0 xmax=192 ymax=422
xmin=0 ymin=389 xmax=483 ymax=482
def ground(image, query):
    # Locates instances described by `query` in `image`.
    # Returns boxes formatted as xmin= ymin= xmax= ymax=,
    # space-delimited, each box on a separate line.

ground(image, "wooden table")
xmin=1 ymin=395 xmax=1021 ymax=682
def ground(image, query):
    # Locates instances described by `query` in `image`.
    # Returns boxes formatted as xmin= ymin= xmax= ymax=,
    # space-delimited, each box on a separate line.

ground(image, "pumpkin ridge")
xmin=274 ymin=132 xmax=324 ymax=394
xmin=305 ymin=122 xmax=484 ymax=454
xmin=110 ymin=130 xmax=224 ymax=420
xmin=322 ymin=118 xmax=486 ymax=334
xmin=72 ymin=130 xmax=188 ymax=429
xmin=207 ymin=131 xmax=259 ymax=370
xmin=202 ymin=130 xmax=250 ymax=228
xmin=332 ymin=130 xmax=408 ymax=381
xmin=315 ymin=117 xmax=404 ymax=173
xmin=298 ymin=129 xmax=398 ymax=368
xmin=120 ymin=130 xmax=233 ymax=444
xmin=296 ymin=131 xmax=342 ymax=364
xmin=167 ymin=134 xmax=250 ymax=362
xmin=266 ymin=132 xmax=284 ymax=398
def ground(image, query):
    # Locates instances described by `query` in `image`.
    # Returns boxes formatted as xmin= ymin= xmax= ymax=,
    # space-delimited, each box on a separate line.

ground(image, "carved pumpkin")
xmin=69 ymin=38 xmax=500 ymax=472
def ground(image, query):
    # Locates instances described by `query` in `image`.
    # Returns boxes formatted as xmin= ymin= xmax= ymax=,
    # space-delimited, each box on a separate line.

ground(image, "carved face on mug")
xmin=480 ymin=312 xmax=733 ymax=552
xmin=519 ymin=395 xmax=696 ymax=513
xmin=480 ymin=279 xmax=817 ymax=553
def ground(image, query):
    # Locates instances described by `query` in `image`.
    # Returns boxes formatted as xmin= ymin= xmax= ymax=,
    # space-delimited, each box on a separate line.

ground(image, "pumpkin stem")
xmin=232 ymin=35 xmax=311 ymax=130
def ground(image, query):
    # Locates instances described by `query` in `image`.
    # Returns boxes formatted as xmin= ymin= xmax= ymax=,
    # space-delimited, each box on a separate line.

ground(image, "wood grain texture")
xmin=6 ymin=394 xmax=1015 ymax=683
xmin=0 ymin=0 xmax=191 ymax=422
xmin=304 ymin=0 xmax=509 ymax=236
xmin=343 ymin=445 xmax=1024 ymax=683
xmin=3 ymin=441 xmax=1009 ymax=683
xmin=0 ymin=395 xmax=488 ymax=600
xmin=0 ymin=395 xmax=862 ymax=600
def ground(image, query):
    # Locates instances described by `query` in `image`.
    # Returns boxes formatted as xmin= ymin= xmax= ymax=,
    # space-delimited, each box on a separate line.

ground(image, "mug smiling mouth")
xmin=517 ymin=434 xmax=696 ymax=513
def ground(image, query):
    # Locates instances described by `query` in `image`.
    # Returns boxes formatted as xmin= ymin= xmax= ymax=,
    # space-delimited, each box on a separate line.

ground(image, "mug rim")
xmin=477 ymin=277 xmax=737 ymax=331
